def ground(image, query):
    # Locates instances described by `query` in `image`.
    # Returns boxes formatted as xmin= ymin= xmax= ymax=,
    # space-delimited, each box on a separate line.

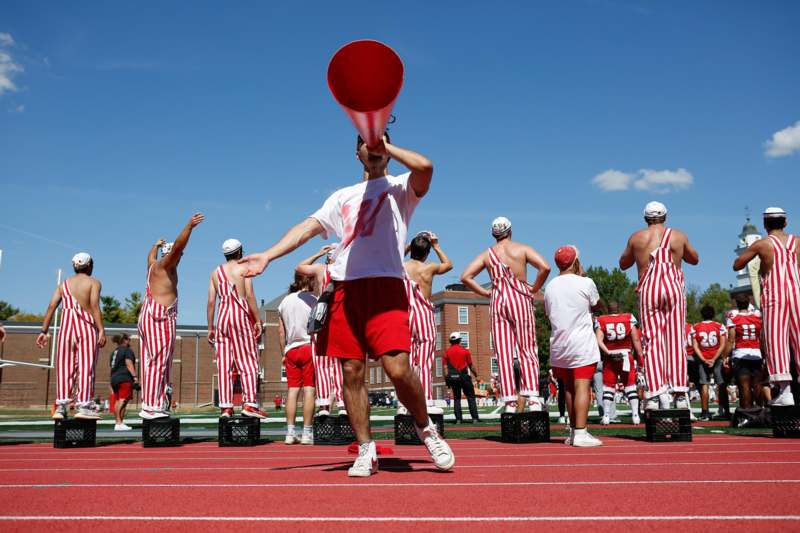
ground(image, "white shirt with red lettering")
xmin=310 ymin=172 xmax=420 ymax=281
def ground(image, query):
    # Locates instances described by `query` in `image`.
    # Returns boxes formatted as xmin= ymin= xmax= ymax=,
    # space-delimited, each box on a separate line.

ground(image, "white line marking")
xmin=0 ymin=479 xmax=797 ymax=489
xmin=0 ymin=515 xmax=798 ymax=522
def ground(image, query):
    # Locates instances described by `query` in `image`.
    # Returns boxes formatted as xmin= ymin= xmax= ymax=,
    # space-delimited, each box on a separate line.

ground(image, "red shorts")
xmin=285 ymin=344 xmax=314 ymax=388
xmin=602 ymin=355 xmax=636 ymax=388
xmin=112 ymin=381 xmax=133 ymax=401
xmin=315 ymin=277 xmax=411 ymax=360
xmin=553 ymin=363 xmax=598 ymax=385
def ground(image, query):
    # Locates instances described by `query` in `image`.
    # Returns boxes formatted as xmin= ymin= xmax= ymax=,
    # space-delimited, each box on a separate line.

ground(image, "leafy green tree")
xmin=9 ymin=312 xmax=44 ymax=322
xmin=122 ymin=291 xmax=142 ymax=323
xmin=685 ymin=285 xmax=701 ymax=324
xmin=101 ymin=296 xmax=125 ymax=324
xmin=535 ymin=303 xmax=551 ymax=369
xmin=0 ymin=301 xmax=20 ymax=321
xmin=699 ymin=283 xmax=733 ymax=322
xmin=585 ymin=266 xmax=638 ymax=315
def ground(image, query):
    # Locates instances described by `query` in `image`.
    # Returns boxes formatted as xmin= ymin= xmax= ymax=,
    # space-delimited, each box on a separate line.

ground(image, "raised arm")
xmin=296 ymin=245 xmax=332 ymax=277
xmin=619 ymin=235 xmax=635 ymax=271
xmin=385 ymin=141 xmax=433 ymax=198
xmin=526 ymin=246 xmax=551 ymax=294
xmin=240 ymin=218 xmax=325 ymax=278
xmin=430 ymin=236 xmax=453 ymax=275
xmin=148 ymin=239 xmax=166 ymax=269
xmin=206 ymin=273 xmax=217 ymax=344
xmin=89 ymin=280 xmax=107 ymax=347
xmin=733 ymin=239 xmax=764 ymax=271
xmin=460 ymin=252 xmax=491 ymax=298
xmin=244 ymin=277 xmax=263 ymax=337
xmin=162 ymin=213 xmax=205 ymax=270
xmin=36 ymin=285 xmax=63 ymax=348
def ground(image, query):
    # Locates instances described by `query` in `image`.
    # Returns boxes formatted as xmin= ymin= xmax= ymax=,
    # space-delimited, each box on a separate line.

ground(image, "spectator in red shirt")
xmin=444 ymin=332 xmax=480 ymax=423
xmin=692 ymin=305 xmax=728 ymax=421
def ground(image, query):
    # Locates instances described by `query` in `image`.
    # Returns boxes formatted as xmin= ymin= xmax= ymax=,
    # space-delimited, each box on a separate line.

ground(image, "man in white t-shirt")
xmin=544 ymin=245 xmax=605 ymax=447
xmin=239 ymin=133 xmax=454 ymax=477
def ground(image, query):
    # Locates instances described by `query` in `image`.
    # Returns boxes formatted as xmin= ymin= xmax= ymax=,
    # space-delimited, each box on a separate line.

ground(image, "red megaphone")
xmin=327 ymin=40 xmax=404 ymax=148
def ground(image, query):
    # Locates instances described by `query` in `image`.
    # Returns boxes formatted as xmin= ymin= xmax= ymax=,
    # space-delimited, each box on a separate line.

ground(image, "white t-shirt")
xmin=310 ymin=172 xmax=421 ymax=281
xmin=277 ymin=291 xmax=317 ymax=353
xmin=544 ymin=274 xmax=601 ymax=368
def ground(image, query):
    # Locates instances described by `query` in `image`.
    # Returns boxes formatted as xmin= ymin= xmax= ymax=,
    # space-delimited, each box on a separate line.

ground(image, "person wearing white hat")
xmin=207 ymin=238 xmax=266 ymax=419
xmin=401 ymin=230 xmax=453 ymax=416
xmin=734 ymin=207 xmax=800 ymax=406
xmin=461 ymin=217 xmax=551 ymax=413
xmin=443 ymin=332 xmax=481 ymax=423
xmin=138 ymin=213 xmax=204 ymax=419
xmin=296 ymin=243 xmax=346 ymax=416
xmin=619 ymin=202 xmax=699 ymax=410
xmin=36 ymin=252 xmax=107 ymax=420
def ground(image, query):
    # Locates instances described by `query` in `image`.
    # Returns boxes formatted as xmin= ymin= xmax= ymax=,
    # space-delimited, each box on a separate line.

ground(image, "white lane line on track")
xmin=0 ymin=515 xmax=798 ymax=522
xmin=1 ymin=460 xmax=799 ymax=472
xmin=1 ymin=479 xmax=798 ymax=489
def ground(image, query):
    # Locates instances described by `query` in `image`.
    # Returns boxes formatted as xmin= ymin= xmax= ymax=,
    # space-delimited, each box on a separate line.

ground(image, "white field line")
xmin=0 ymin=515 xmax=798 ymax=522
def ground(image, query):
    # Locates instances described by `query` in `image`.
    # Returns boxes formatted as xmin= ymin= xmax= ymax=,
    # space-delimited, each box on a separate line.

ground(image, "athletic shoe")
xmin=242 ymin=405 xmax=268 ymax=419
xmin=572 ymin=430 xmax=603 ymax=447
xmin=338 ymin=408 xmax=348 ymax=417
xmin=645 ymin=397 xmax=660 ymax=411
xmin=609 ymin=417 xmax=622 ymax=424
xmin=284 ymin=433 xmax=300 ymax=445
xmin=74 ymin=406 xmax=101 ymax=420
xmin=52 ymin=404 xmax=67 ymax=420
xmin=564 ymin=428 xmax=574 ymax=445
xmin=139 ymin=409 xmax=169 ymax=420
xmin=631 ymin=413 xmax=641 ymax=425
xmin=348 ymin=441 xmax=378 ymax=477
xmin=528 ymin=397 xmax=544 ymax=412
xmin=427 ymin=405 xmax=444 ymax=415
xmin=601 ymin=415 xmax=610 ymax=425
xmin=219 ymin=408 xmax=234 ymax=419
xmin=674 ymin=395 xmax=690 ymax=410
xmin=659 ymin=394 xmax=672 ymax=410
xmin=699 ymin=411 xmax=711 ymax=422
xmin=300 ymin=433 xmax=314 ymax=445
xmin=504 ymin=401 xmax=518 ymax=414
xmin=317 ymin=409 xmax=330 ymax=417
xmin=770 ymin=383 xmax=796 ymax=407
xmin=114 ymin=423 xmax=133 ymax=431
xmin=396 ymin=405 xmax=409 ymax=416
xmin=415 ymin=418 xmax=455 ymax=471
xmin=557 ymin=416 xmax=566 ymax=424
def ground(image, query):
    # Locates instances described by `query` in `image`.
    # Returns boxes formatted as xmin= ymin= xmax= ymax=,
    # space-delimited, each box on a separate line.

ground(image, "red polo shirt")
xmin=444 ymin=344 xmax=473 ymax=371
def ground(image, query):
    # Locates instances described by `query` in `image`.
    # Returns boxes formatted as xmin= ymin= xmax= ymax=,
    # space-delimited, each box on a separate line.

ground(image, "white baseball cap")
xmin=160 ymin=242 xmax=175 ymax=256
xmin=71 ymin=252 xmax=92 ymax=267
xmin=326 ymin=242 xmax=340 ymax=258
xmin=449 ymin=332 xmax=461 ymax=342
xmin=764 ymin=207 xmax=787 ymax=218
xmin=222 ymin=238 xmax=243 ymax=254
xmin=643 ymin=201 xmax=668 ymax=219
xmin=491 ymin=216 xmax=512 ymax=237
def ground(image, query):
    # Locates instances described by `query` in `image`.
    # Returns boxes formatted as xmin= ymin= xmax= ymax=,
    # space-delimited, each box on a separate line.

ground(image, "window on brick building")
xmin=491 ymin=357 xmax=499 ymax=374
xmin=434 ymin=307 xmax=442 ymax=326
xmin=370 ymin=367 xmax=375 ymax=384
xmin=435 ymin=356 xmax=443 ymax=377
xmin=459 ymin=331 xmax=470 ymax=349
xmin=280 ymin=366 xmax=287 ymax=382
xmin=376 ymin=367 xmax=382 ymax=384
xmin=458 ymin=306 xmax=469 ymax=325
xmin=436 ymin=331 xmax=442 ymax=350
xmin=489 ymin=332 xmax=493 ymax=351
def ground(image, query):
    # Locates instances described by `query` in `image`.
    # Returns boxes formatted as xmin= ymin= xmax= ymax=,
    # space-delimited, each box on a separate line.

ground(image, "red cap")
xmin=554 ymin=245 xmax=578 ymax=270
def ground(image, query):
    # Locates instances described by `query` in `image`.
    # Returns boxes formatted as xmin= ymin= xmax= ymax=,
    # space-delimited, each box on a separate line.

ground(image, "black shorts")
xmin=733 ymin=358 xmax=762 ymax=380
xmin=687 ymin=358 xmax=700 ymax=385
xmin=696 ymin=357 xmax=723 ymax=386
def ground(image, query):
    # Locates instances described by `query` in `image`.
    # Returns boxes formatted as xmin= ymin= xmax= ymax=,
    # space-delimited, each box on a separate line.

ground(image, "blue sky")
xmin=1 ymin=1 xmax=799 ymax=324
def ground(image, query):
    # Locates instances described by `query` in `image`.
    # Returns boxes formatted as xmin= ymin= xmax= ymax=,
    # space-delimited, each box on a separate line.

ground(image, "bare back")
xmin=626 ymin=225 xmax=695 ymax=280
xmin=486 ymin=239 xmax=532 ymax=283
xmin=217 ymin=261 xmax=249 ymax=297
xmin=65 ymin=274 xmax=100 ymax=312
xmin=148 ymin=260 xmax=179 ymax=307
xmin=404 ymin=259 xmax=437 ymax=300
xmin=750 ymin=232 xmax=800 ymax=277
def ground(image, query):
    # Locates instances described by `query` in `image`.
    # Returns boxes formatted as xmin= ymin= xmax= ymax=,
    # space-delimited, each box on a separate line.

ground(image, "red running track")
xmin=0 ymin=434 xmax=798 ymax=532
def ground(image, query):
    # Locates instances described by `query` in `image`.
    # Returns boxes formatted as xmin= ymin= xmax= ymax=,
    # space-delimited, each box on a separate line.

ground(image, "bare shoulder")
xmin=92 ymin=277 xmax=102 ymax=289
xmin=670 ymin=228 xmax=689 ymax=241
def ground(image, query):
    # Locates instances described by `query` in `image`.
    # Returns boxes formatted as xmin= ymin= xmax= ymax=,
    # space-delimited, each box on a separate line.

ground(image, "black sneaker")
xmin=699 ymin=411 xmax=711 ymax=421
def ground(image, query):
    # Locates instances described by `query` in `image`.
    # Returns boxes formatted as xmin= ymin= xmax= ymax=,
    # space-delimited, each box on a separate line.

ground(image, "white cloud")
xmin=0 ymin=33 xmax=23 ymax=96
xmin=592 ymin=167 xmax=694 ymax=194
xmin=764 ymin=121 xmax=800 ymax=158
xmin=592 ymin=169 xmax=633 ymax=191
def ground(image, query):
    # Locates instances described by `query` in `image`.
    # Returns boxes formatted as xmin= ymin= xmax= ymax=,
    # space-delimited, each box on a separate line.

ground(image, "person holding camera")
xmin=444 ymin=332 xmax=480 ymax=423
xmin=110 ymin=333 xmax=138 ymax=431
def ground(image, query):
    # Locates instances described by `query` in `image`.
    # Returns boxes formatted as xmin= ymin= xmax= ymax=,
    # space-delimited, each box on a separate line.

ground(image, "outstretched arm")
xmin=619 ymin=236 xmax=635 ymax=271
xmin=460 ymin=252 xmax=491 ymax=298
xmin=240 ymin=218 xmax=325 ymax=278
xmin=526 ymin=246 xmax=551 ymax=294
xmin=147 ymin=239 xmax=165 ymax=269
xmin=206 ymin=274 xmax=217 ymax=344
xmin=36 ymin=286 xmax=63 ymax=348
xmin=89 ymin=281 xmax=107 ymax=348
xmin=385 ymin=142 xmax=433 ymax=198
xmin=162 ymin=213 xmax=205 ymax=270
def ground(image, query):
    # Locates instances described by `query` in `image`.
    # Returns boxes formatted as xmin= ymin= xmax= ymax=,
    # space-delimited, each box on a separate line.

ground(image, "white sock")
xmin=287 ymin=424 xmax=296 ymax=435
xmin=574 ymin=428 xmax=587 ymax=437
xmin=629 ymin=397 xmax=639 ymax=414
xmin=303 ymin=425 xmax=313 ymax=435
xmin=603 ymin=399 xmax=613 ymax=416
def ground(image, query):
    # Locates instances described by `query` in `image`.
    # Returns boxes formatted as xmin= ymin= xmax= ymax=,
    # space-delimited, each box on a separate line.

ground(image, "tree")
xmin=535 ymin=303 xmax=551 ymax=370
xmin=0 ymin=301 xmax=20 ymax=321
xmin=585 ymin=266 xmax=638 ymax=315
xmin=9 ymin=312 xmax=44 ymax=322
xmin=123 ymin=292 xmax=142 ymax=323
xmin=101 ymin=296 xmax=125 ymax=324
xmin=699 ymin=283 xmax=733 ymax=322
xmin=685 ymin=285 xmax=701 ymax=324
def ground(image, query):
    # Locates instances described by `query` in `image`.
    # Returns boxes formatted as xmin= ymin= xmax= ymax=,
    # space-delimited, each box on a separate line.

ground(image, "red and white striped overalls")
xmin=312 ymin=270 xmax=343 ymax=407
xmin=138 ymin=266 xmax=178 ymax=412
xmin=214 ymin=266 xmax=260 ymax=407
xmin=488 ymin=247 xmax=539 ymax=402
xmin=55 ymin=280 xmax=99 ymax=407
xmin=761 ymin=234 xmax=800 ymax=383
xmin=637 ymin=228 xmax=688 ymax=398
xmin=405 ymin=278 xmax=437 ymax=405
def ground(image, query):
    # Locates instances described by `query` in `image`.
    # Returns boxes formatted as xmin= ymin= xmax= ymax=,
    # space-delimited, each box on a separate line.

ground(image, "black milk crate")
xmin=142 ymin=417 xmax=181 ymax=447
xmin=54 ymin=419 xmax=96 ymax=448
xmin=314 ymin=414 xmax=355 ymax=445
xmin=219 ymin=416 xmax=261 ymax=447
xmin=772 ymin=406 xmax=800 ymax=438
xmin=500 ymin=411 xmax=550 ymax=443
xmin=731 ymin=407 xmax=771 ymax=429
xmin=645 ymin=409 xmax=692 ymax=442
xmin=394 ymin=413 xmax=445 ymax=445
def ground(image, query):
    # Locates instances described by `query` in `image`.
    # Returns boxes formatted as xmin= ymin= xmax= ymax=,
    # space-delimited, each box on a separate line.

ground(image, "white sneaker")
xmin=114 ymin=423 xmax=133 ymax=431
xmin=52 ymin=404 xmax=68 ymax=420
xmin=317 ymin=409 xmax=330 ymax=417
xmin=74 ymin=406 xmax=101 ymax=420
xmin=631 ymin=413 xmax=641 ymax=425
xmin=564 ymin=427 xmax=574 ymax=445
xmin=504 ymin=401 xmax=517 ymax=414
xmin=348 ymin=441 xmax=378 ymax=477
xmin=284 ymin=433 xmax=300 ymax=445
xmin=572 ymin=430 xmax=603 ymax=447
xmin=770 ymin=383 xmax=796 ymax=406
xmin=601 ymin=415 xmax=610 ymax=425
xmin=674 ymin=395 xmax=690 ymax=410
xmin=396 ymin=405 xmax=409 ymax=416
xmin=528 ymin=397 xmax=544 ymax=412
xmin=645 ymin=397 xmax=660 ymax=411
xmin=659 ymin=394 xmax=672 ymax=409
xmin=427 ymin=405 xmax=444 ymax=415
xmin=300 ymin=433 xmax=313 ymax=445
xmin=338 ymin=408 xmax=348 ymax=416
xmin=415 ymin=418 xmax=455 ymax=471
xmin=139 ymin=409 xmax=169 ymax=420
xmin=557 ymin=416 xmax=566 ymax=424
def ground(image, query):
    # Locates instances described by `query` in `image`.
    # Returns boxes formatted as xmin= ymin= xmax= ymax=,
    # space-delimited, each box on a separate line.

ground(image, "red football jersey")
xmin=726 ymin=310 xmax=762 ymax=351
xmin=685 ymin=323 xmax=695 ymax=356
xmin=693 ymin=321 xmax=727 ymax=360
xmin=594 ymin=313 xmax=637 ymax=352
